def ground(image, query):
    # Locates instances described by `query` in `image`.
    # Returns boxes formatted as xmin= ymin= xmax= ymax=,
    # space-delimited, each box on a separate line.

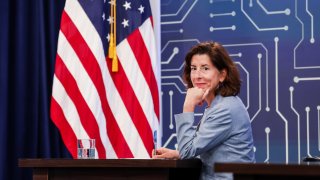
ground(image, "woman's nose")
xmin=192 ymin=70 xmax=203 ymax=78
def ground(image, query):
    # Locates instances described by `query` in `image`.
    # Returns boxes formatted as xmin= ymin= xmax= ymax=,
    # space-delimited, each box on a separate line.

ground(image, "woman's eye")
xmin=191 ymin=67 xmax=197 ymax=71
xmin=201 ymin=67 xmax=209 ymax=71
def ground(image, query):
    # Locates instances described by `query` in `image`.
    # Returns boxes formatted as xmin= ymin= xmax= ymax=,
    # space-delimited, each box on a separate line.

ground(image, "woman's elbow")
xmin=179 ymin=148 xmax=196 ymax=159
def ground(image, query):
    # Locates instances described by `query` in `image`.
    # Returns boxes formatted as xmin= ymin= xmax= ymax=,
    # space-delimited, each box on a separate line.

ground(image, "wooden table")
xmin=214 ymin=162 xmax=320 ymax=180
xmin=19 ymin=158 xmax=202 ymax=180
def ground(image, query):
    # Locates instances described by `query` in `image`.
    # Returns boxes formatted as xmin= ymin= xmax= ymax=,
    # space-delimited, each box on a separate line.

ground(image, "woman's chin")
xmin=198 ymin=86 xmax=207 ymax=90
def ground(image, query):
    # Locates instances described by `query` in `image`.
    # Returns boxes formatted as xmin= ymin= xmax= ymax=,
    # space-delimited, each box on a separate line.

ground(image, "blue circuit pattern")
xmin=160 ymin=0 xmax=320 ymax=163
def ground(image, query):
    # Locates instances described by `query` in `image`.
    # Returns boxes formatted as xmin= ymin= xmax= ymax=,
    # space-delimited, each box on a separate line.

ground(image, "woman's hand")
xmin=183 ymin=87 xmax=210 ymax=112
xmin=152 ymin=147 xmax=180 ymax=160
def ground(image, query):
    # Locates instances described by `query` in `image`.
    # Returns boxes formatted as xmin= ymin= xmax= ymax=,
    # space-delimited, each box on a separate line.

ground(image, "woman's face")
xmin=190 ymin=54 xmax=226 ymax=92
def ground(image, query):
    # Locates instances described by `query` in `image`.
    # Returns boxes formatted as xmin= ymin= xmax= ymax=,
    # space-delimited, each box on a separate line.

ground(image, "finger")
xmin=152 ymin=153 xmax=162 ymax=159
xmin=152 ymin=154 xmax=160 ymax=159
xmin=202 ymin=89 xmax=210 ymax=100
xmin=153 ymin=154 xmax=166 ymax=159
xmin=156 ymin=147 xmax=167 ymax=153
xmin=155 ymin=149 xmax=164 ymax=156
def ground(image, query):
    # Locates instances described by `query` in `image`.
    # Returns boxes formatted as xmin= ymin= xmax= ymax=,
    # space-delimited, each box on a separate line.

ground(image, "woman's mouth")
xmin=194 ymin=83 xmax=207 ymax=88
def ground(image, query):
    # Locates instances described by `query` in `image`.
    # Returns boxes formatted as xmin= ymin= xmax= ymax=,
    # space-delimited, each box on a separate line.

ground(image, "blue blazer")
xmin=175 ymin=95 xmax=255 ymax=180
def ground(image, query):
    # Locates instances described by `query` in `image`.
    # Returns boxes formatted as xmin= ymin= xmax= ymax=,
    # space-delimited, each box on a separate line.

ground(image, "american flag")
xmin=50 ymin=0 xmax=160 ymax=159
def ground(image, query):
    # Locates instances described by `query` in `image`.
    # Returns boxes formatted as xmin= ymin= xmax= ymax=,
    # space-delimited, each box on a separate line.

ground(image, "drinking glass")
xmin=77 ymin=139 xmax=95 ymax=159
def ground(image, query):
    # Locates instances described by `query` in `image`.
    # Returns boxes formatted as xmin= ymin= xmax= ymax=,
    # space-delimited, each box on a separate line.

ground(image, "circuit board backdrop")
xmin=160 ymin=0 xmax=320 ymax=163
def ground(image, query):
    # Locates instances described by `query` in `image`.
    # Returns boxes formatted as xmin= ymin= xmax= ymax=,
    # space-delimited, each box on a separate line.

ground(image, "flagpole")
xmin=112 ymin=0 xmax=118 ymax=72
xmin=108 ymin=0 xmax=114 ymax=59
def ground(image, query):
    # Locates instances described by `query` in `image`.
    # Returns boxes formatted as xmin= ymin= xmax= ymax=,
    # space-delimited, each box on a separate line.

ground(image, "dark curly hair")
xmin=183 ymin=41 xmax=241 ymax=96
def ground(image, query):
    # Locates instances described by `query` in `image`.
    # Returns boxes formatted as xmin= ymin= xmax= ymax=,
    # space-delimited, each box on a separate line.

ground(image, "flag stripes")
xmin=50 ymin=98 xmax=78 ymax=158
xmin=127 ymin=20 xmax=160 ymax=120
xmin=54 ymin=55 xmax=107 ymax=158
xmin=106 ymin=55 xmax=154 ymax=156
xmin=60 ymin=11 xmax=131 ymax=158
xmin=51 ymin=0 xmax=160 ymax=159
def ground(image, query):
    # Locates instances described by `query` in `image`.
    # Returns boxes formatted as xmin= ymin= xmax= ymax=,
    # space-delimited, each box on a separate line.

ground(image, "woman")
xmin=153 ymin=42 xmax=255 ymax=180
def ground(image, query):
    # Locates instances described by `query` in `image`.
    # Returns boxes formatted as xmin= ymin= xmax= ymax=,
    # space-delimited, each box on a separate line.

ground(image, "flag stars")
xmin=102 ymin=13 xmax=105 ymax=21
xmin=123 ymin=1 xmax=131 ymax=10
xmin=138 ymin=5 xmax=144 ymax=14
xmin=122 ymin=19 xmax=129 ymax=28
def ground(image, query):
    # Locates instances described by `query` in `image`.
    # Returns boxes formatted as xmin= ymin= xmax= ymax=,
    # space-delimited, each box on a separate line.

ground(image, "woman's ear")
xmin=219 ymin=69 xmax=227 ymax=82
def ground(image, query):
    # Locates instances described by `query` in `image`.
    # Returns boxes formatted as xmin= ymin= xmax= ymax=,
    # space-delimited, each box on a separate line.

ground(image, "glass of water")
xmin=77 ymin=139 xmax=95 ymax=159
